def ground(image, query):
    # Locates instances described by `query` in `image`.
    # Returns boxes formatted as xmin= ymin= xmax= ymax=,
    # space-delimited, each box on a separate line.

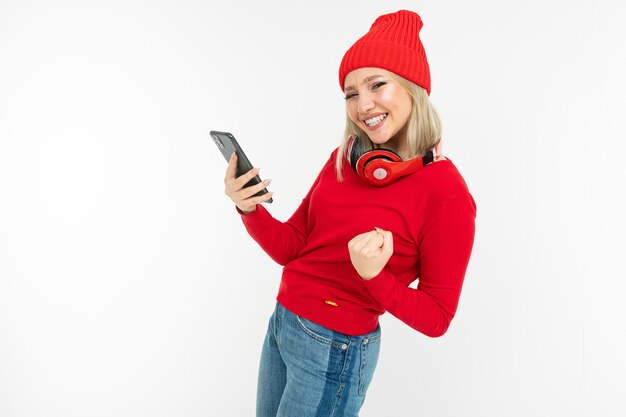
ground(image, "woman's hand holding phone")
xmin=224 ymin=153 xmax=274 ymax=213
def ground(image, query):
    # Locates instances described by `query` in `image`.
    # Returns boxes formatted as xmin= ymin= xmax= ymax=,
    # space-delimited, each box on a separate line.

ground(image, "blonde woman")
xmin=224 ymin=10 xmax=476 ymax=417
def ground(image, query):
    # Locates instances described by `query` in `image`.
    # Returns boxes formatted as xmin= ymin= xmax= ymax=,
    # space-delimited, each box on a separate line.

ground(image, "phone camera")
xmin=212 ymin=135 xmax=224 ymax=149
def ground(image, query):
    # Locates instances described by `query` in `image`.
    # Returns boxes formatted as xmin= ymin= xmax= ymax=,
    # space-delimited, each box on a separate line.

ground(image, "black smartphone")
xmin=210 ymin=130 xmax=273 ymax=203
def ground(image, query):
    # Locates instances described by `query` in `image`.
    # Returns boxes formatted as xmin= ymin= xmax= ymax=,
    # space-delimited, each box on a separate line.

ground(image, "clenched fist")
xmin=348 ymin=227 xmax=394 ymax=280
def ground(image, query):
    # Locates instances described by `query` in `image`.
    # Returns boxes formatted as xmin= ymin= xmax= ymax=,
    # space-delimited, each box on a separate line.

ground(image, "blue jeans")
xmin=256 ymin=302 xmax=381 ymax=417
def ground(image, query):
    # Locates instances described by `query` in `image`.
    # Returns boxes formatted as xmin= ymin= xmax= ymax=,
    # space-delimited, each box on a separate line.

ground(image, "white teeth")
xmin=365 ymin=114 xmax=387 ymax=126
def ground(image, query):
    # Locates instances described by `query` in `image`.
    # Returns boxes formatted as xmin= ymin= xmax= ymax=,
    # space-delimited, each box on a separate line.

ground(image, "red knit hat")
xmin=339 ymin=10 xmax=431 ymax=95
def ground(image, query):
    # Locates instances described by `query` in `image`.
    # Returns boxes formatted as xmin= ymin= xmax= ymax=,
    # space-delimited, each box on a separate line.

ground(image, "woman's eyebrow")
xmin=344 ymin=75 xmax=385 ymax=92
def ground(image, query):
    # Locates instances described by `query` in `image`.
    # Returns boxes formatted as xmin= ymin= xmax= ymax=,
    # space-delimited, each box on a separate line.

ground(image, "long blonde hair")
xmin=335 ymin=73 xmax=442 ymax=180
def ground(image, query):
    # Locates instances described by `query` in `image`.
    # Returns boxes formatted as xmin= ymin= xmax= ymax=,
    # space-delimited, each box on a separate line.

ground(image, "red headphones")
xmin=346 ymin=136 xmax=442 ymax=187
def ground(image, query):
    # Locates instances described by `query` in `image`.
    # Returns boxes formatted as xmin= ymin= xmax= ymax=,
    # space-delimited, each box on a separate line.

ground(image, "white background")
xmin=1 ymin=1 xmax=625 ymax=416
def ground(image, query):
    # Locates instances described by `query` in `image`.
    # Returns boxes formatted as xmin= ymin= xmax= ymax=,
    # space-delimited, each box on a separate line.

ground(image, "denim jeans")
xmin=256 ymin=302 xmax=381 ymax=417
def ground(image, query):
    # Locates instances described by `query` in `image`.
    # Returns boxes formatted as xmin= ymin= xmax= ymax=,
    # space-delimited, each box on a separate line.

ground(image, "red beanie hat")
xmin=339 ymin=10 xmax=431 ymax=95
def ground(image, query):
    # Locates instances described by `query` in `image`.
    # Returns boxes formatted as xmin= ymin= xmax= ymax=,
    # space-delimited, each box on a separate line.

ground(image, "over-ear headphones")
xmin=346 ymin=136 xmax=441 ymax=187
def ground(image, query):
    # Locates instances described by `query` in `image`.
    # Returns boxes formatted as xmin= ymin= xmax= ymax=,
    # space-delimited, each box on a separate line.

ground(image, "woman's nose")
xmin=357 ymin=94 xmax=375 ymax=114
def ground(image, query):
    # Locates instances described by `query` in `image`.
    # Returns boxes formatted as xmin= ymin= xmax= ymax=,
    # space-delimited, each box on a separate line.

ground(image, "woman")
xmin=224 ymin=10 xmax=476 ymax=417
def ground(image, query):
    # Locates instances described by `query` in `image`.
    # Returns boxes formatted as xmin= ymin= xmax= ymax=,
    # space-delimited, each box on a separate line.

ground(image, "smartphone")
xmin=210 ymin=130 xmax=272 ymax=203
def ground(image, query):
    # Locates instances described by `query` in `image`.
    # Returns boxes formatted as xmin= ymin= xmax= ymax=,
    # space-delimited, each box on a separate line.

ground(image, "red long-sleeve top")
xmin=240 ymin=149 xmax=476 ymax=337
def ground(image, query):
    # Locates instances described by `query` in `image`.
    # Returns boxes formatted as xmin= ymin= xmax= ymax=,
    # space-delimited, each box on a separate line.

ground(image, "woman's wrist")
xmin=236 ymin=205 xmax=257 ymax=215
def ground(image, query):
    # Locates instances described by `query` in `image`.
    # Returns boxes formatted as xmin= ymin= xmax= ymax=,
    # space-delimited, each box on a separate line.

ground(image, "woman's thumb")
xmin=382 ymin=230 xmax=394 ymax=254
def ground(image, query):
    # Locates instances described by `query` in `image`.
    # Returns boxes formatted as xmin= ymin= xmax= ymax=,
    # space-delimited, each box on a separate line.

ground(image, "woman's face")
xmin=344 ymin=67 xmax=413 ymax=152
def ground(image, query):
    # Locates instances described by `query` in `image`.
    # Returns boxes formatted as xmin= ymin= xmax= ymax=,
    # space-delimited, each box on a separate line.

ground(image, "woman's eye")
xmin=344 ymin=93 xmax=357 ymax=100
xmin=372 ymin=81 xmax=386 ymax=90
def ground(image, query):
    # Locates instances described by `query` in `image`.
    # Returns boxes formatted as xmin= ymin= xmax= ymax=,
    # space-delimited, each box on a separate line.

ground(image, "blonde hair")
xmin=335 ymin=73 xmax=442 ymax=180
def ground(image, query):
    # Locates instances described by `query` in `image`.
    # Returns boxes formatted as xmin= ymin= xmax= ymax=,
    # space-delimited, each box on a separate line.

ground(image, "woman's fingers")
xmin=349 ymin=230 xmax=384 ymax=254
xmin=233 ymin=167 xmax=261 ymax=190
xmin=224 ymin=153 xmax=264 ymax=191
xmin=233 ymin=178 xmax=272 ymax=201
xmin=224 ymin=152 xmax=238 ymax=183
xmin=240 ymin=190 xmax=274 ymax=208
xmin=224 ymin=155 xmax=267 ymax=197
xmin=380 ymin=229 xmax=394 ymax=256
xmin=223 ymin=153 xmax=273 ymax=213
xmin=348 ymin=231 xmax=373 ymax=249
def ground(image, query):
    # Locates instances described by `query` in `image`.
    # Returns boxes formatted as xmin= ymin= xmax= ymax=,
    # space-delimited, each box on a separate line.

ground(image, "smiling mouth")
xmin=364 ymin=113 xmax=388 ymax=127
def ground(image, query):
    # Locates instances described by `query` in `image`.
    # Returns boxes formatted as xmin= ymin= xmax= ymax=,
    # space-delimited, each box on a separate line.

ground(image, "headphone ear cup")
xmin=356 ymin=149 xmax=403 ymax=185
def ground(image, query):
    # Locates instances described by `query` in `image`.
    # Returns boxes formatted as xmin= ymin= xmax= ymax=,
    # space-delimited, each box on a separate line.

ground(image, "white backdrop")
xmin=1 ymin=1 xmax=625 ymax=416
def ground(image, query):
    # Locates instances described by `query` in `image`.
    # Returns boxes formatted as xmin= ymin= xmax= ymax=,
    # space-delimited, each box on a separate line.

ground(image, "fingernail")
xmin=264 ymin=178 xmax=272 ymax=185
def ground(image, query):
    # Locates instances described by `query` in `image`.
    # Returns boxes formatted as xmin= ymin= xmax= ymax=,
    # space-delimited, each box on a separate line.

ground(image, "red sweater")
xmin=240 ymin=149 xmax=476 ymax=337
